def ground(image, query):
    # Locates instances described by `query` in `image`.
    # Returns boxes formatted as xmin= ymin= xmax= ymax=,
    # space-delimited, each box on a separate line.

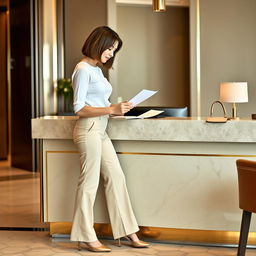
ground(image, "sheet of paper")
xmin=128 ymin=89 xmax=158 ymax=106
xmin=111 ymin=110 xmax=164 ymax=119
xmin=137 ymin=109 xmax=164 ymax=118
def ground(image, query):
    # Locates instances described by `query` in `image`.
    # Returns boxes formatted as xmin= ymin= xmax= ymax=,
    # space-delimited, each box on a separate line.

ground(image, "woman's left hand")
xmin=110 ymin=101 xmax=134 ymax=115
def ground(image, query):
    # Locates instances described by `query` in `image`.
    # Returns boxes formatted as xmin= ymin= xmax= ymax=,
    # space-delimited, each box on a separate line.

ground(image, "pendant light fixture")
xmin=153 ymin=0 xmax=166 ymax=12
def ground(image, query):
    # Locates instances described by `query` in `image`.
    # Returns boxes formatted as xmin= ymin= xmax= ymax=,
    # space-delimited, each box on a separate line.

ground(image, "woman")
xmin=70 ymin=26 xmax=149 ymax=252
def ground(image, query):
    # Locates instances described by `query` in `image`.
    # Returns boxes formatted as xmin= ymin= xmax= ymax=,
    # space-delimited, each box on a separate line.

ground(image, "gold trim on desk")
xmin=45 ymin=151 xmax=49 ymax=221
xmin=46 ymin=150 xmax=78 ymax=154
xmin=45 ymin=150 xmax=256 ymax=157
xmin=50 ymin=222 xmax=256 ymax=245
xmin=117 ymin=152 xmax=256 ymax=158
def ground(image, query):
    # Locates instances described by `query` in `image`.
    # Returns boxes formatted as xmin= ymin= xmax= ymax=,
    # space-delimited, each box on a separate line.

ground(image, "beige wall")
xmin=64 ymin=0 xmax=107 ymax=78
xmin=200 ymin=0 xmax=256 ymax=117
xmin=63 ymin=0 xmax=256 ymax=117
xmin=116 ymin=5 xmax=190 ymax=107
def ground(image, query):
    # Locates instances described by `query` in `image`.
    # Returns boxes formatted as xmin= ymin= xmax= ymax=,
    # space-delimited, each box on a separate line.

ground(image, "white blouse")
xmin=72 ymin=62 xmax=112 ymax=113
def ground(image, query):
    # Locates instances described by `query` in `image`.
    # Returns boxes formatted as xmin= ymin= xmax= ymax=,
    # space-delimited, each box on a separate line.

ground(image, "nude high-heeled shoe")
xmin=117 ymin=236 xmax=150 ymax=248
xmin=78 ymin=241 xmax=111 ymax=252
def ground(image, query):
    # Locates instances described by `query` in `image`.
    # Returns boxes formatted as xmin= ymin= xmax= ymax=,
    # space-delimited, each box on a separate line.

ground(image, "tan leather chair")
xmin=236 ymin=159 xmax=256 ymax=256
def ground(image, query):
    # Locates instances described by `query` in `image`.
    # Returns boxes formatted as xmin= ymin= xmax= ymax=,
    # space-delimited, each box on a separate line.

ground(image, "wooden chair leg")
xmin=237 ymin=210 xmax=252 ymax=256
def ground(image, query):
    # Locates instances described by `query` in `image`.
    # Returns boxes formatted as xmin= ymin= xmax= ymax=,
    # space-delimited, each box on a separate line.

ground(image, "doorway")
xmin=0 ymin=0 xmax=47 ymax=229
xmin=9 ymin=0 xmax=33 ymax=171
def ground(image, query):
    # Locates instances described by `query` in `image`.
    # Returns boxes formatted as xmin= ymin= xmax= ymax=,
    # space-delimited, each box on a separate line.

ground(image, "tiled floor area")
xmin=1 ymin=159 xmax=255 ymax=255
xmin=0 ymin=158 xmax=48 ymax=228
xmin=1 ymin=230 xmax=255 ymax=256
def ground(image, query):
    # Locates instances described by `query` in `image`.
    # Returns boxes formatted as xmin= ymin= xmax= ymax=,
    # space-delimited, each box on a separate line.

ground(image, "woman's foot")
xmin=124 ymin=233 xmax=150 ymax=248
xmin=87 ymin=240 xmax=104 ymax=248
xmin=78 ymin=240 xmax=111 ymax=252
xmin=127 ymin=233 xmax=140 ymax=242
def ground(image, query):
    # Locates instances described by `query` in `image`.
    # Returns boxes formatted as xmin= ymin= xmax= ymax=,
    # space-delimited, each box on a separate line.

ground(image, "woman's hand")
xmin=110 ymin=101 xmax=134 ymax=116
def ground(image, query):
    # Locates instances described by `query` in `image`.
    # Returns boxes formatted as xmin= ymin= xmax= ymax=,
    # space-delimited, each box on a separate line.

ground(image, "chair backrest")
xmin=125 ymin=106 xmax=188 ymax=118
xmin=236 ymin=159 xmax=256 ymax=213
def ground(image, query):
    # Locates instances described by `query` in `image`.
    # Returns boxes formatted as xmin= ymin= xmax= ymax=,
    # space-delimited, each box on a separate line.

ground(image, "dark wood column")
xmin=10 ymin=0 xmax=33 ymax=170
xmin=0 ymin=3 xmax=8 ymax=160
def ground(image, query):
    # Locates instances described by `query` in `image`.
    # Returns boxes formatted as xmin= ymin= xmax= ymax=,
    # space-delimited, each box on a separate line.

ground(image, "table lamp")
xmin=220 ymin=82 xmax=248 ymax=119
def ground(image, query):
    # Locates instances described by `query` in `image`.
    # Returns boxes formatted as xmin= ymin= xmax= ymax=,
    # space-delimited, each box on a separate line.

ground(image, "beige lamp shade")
xmin=220 ymin=82 xmax=248 ymax=103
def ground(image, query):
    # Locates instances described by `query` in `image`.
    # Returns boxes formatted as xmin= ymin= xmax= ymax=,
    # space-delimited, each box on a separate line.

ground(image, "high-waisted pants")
xmin=70 ymin=116 xmax=139 ymax=242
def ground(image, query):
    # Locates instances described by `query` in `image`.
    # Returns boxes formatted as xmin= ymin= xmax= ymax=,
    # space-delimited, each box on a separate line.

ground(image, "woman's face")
xmin=101 ymin=41 xmax=119 ymax=63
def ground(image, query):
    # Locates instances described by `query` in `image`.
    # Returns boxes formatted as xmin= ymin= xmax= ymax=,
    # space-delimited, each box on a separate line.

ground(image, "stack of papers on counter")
xmin=111 ymin=109 xmax=164 ymax=119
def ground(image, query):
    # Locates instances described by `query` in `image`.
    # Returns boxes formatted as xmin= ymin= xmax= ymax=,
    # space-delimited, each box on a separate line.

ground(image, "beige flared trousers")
xmin=70 ymin=116 xmax=139 ymax=242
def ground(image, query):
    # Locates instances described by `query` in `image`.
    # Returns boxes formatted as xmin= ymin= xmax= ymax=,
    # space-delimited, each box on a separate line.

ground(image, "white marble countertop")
xmin=31 ymin=116 xmax=256 ymax=143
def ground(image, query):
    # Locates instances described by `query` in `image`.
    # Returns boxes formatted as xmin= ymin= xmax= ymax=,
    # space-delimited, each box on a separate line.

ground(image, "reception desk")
xmin=32 ymin=116 xmax=256 ymax=244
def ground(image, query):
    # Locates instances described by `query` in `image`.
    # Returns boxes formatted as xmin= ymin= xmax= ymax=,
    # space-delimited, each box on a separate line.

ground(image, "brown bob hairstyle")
xmin=82 ymin=26 xmax=122 ymax=69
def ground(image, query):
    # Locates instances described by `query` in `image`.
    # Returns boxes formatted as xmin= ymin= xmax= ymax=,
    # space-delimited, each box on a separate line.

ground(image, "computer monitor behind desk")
xmin=124 ymin=106 xmax=188 ymax=118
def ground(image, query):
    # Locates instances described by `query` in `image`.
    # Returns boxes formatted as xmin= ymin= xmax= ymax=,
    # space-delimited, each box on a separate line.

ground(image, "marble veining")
xmin=32 ymin=116 xmax=256 ymax=143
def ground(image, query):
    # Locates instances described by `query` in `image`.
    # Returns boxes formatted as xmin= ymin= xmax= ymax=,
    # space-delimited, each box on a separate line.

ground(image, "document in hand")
xmin=111 ymin=89 xmax=160 ymax=119
xmin=111 ymin=110 xmax=164 ymax=119
xmin=128 ymin=89 xmax=157 ymax=106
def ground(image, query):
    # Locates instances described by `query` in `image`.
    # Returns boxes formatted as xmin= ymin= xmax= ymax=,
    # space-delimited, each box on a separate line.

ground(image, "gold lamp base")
xmin=229 ymin=103 xmax=240 ymax=120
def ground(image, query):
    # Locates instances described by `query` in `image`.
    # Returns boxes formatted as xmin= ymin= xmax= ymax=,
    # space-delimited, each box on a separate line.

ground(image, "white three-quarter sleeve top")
xmin=72 ymin=61 xmax=112 ymax=113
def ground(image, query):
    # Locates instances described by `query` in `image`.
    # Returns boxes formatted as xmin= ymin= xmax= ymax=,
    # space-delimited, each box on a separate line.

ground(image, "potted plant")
xmin=57 ymin=78 xmax=73 ymax=114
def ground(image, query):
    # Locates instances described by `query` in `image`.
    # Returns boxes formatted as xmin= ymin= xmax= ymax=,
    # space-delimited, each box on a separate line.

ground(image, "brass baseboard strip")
xmin=50 ymin=223 xmax=256 ymax=245
xmin=50 ymin=222 xmax=72 ymax=235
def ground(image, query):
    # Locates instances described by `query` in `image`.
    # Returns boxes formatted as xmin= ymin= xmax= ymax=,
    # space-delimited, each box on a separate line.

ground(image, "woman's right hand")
xmin=110 ymin=101 xmax=134 ymax=116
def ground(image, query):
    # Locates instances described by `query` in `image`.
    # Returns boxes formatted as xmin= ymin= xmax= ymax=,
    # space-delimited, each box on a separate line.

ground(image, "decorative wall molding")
xmin=116 ymin=0 xmax=189 ymax=7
